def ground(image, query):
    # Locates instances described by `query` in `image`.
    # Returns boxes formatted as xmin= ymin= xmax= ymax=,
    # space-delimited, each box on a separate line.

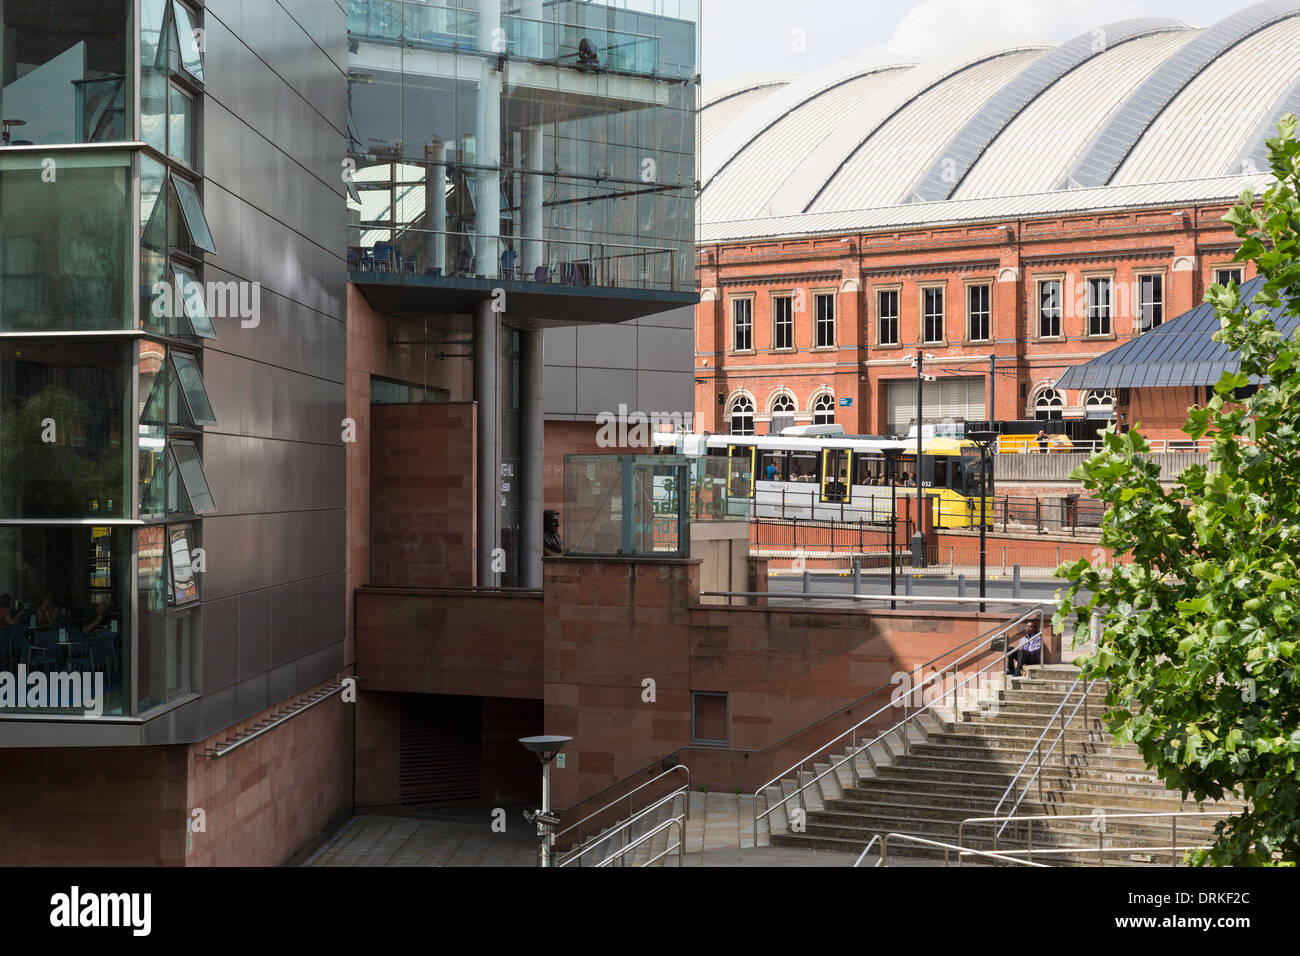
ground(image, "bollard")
xmin=905 ymin=574 xmax=914 ymax=596
xmin=1013 ymin=564 xmax=1022 ymax=599
xmin=853 ymin=557 xmax=862 ymax=596
xmin=957 ymin=574 xmax=966 ymax=598
xmin=803 ymin=569 xmax=811 ymax=596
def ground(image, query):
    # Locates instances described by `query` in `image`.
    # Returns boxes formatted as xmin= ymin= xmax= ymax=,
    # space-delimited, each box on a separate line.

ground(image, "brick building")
xmin=694 ymin=6 xmax=1300 ymax=437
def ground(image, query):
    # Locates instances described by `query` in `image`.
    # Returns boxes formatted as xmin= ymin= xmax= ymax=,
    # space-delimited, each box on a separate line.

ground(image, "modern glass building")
xmin=0 ymin=0 xmax=348 ymax=744
xmin=346 ymin=0 xmax=700 ymax=587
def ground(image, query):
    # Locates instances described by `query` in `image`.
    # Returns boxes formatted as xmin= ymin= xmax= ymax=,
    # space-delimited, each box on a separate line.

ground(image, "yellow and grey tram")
xmin=654 ymin=426 xmax=994 ymax=527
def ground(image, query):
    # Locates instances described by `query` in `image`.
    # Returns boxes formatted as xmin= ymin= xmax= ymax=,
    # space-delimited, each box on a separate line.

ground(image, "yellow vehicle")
xmin=653 ymin=427 xmax=995 ymax=528
xmin=998 ymin=432 xmax=1074 ymax=453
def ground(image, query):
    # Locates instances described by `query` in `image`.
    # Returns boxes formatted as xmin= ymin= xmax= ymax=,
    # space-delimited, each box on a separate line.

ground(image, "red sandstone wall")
xmin=354 ymin=587 xmax=543 ymax=699
xmin=544 ymin=419 xmax=606 ymax=514
xmin=542 ymin=556 xmax=1026 ymax=809
xmin=0 ymin=747 xmax=188 ymax=865
xmin=369 ymin=403 xmax=477 ymax=587
xmin=186 ymin=678 xmax=354 ymax=866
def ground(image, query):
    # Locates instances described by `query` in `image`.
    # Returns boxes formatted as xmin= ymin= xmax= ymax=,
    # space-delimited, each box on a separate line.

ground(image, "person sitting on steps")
xmin=1006 ymin=622 xmax=1043 ymax=676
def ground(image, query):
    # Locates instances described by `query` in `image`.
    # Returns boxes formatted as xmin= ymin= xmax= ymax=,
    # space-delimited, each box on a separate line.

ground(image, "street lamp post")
xmin=968 ymin=431 xmax=998 ymax=614
xmin=911 ymin=352 xmax=933 ymax=569
xmin=519 ymin=734 xmax=572 ymax=867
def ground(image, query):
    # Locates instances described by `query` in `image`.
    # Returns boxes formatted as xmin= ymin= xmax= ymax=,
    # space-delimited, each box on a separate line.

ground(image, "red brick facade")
xmin=696 ymin=203 xmax=1252 ymax=436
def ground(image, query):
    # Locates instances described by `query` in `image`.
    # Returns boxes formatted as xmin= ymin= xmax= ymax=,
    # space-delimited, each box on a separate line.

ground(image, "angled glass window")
xmin=170 ymin=263 xmax=217 ymax=338
xmin=168 ymin=440 xmax=216 ymax=514
xmin=140 ymin=426 xmax=168 ymax=516
xmin=139 ymin=340 xmax=168 ymax=425
xmin=170 ymin=175 xmax=218 ymax=254
xmin=169 ymin=1 xmax=205 ymax=83
xmin=168 ymin=524 xmax=199 ymax=605
xmin=169 ymin=352 xmax=217 ymax=426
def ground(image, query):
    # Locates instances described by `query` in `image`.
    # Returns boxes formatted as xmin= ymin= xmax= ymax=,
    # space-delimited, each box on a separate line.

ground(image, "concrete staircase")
xmin=765 ymin=664 xmax=1245 ymax=865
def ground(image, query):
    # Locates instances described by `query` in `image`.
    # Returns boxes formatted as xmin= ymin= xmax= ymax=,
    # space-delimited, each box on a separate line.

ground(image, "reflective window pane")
xmin=0 ymin=524 xmax=129 ymax=716
xmin=169 ymin=1 xmax=204 ymax=83
xmin=0 ymin=339 xmax=130 ymax=519
xmin=0 ymin=151 xmax=133 ymax=332
xmin=170 ymin=175 xmax=218 ymax=254
xmin=169 ymin=441 xmax=215 ymax=514
xmin=169 ymin=352 xmax=217 ymax=425
xmin=136 ymin=525 xmax=167 ymax=712
xmin=170 ymin=263 xmax=217 ymax=339
xmin=0 ymin=0 xmax=130 ymax=146
xmin=168 ymin=84 xmax=193 ymax=165
xmin=168 ymin=524 xmax=198 ymax=605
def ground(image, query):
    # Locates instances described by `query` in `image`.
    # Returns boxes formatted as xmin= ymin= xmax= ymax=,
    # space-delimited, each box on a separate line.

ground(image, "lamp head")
xmin=519 ymin=735 xmax=573 ymax=763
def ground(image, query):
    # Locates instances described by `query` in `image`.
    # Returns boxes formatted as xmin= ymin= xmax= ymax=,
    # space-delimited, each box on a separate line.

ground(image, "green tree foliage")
xmin=1056 ymin=115 xmax=1300 ymax=866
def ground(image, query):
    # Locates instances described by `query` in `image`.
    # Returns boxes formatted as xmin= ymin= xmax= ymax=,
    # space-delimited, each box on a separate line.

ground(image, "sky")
xmin=701 ymin=0 xmax=1251 ymax=88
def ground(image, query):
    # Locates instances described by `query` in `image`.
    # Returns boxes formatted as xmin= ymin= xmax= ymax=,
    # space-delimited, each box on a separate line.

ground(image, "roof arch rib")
xmin=1061 ymin=0 xmax=1300 ymax=189
xmin=1232 ymin=73 xmax=1300 ymax=175
xmin=793 ymin=41 xmax=1049 ymax=215
xmin=904 ymin=18 xmax=1187 ymax=204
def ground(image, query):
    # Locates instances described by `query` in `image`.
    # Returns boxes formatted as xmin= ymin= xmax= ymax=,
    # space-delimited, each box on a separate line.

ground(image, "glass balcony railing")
xmin=347 ymin=0 xmax=477 ymax=47
xmin=506 ymin=16 xmax=659 ymax=76
xmin=347 ymin=224 xmax=683 ymax=292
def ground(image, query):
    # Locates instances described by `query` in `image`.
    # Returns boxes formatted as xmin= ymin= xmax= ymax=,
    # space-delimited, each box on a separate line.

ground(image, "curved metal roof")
xmin=698 ymin=5 xmax=1300 ymax=236
xmin=905 ymin=19 xmax=1187 ymax=203
xmin=701 ymin=73 xmax=795 ymax=144
xmin=1063 ymin=0 xmax=1300 ymax=189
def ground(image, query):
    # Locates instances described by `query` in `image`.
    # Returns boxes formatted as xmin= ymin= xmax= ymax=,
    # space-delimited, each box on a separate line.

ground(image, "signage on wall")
xmin=839 ymin=397 xmax=852 ymax=407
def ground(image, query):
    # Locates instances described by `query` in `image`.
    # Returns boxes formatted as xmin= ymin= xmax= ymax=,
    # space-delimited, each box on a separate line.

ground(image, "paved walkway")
xmin=301 ymin=795 xmax=884 ymax=867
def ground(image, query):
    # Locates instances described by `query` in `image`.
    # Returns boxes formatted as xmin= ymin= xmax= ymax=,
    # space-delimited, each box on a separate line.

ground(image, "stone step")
xmin=770 ymin=830 xmax=1195 ymax=866
xmin=895 ymin=747 xmax=1150 ymax=774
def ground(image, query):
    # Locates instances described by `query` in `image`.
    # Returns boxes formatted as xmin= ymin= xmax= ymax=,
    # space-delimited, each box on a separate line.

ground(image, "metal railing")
xmin=751 ymin=606 xmax=1045 ymax=848
xmin=988 ymin=672 xmax=1100 ymax=836
xmin=595 ymin=815 xmax=685 ymax=867
xmin=554 ymin=764 xmax=688 ymax=851
xmin=876 ymin=833 xmax=1051 ymax=867
xmin=959 ymin=811 xmax=1224 ymax=866
xmin=997 ymin=436 xmax=1212 ymax=454
xmin=556 ymin=782 xmax=689 ymax=867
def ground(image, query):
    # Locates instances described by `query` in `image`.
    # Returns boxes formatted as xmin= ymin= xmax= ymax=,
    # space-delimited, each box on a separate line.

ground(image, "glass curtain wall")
xmin=0 ymin=0 xmax=212 ymax=718
xmin=346 ymin=0 xmax=699 ymax=291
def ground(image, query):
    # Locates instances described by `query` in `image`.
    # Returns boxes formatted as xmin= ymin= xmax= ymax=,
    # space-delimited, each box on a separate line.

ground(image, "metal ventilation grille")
xmin=399 ymin=694 xmax=482 ymax=806
xmin=907 ymin=19 xmax=1185 ymax=203
xmin=1066 ymin=0 xmax=1300 ymax=188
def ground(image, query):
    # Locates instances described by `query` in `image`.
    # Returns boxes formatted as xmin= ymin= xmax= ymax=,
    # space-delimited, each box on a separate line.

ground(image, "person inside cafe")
xmin=82 ymin=600 xmax=112 ymax=636
xmin=36 ymin=594 xmax=61 ymax=628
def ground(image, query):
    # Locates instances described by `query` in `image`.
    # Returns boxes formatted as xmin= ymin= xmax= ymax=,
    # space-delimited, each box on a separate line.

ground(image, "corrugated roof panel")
xmin=809 ymin=49 xmax=1042 ymax=212
xmin=909 ymin=19 xmax=1186 ymax=203
xmin=954 ymin=30 xmax=1194 ymax=200
xmin=701 ymin=68 xmax=911 ymax=223
xmin=1115 ymin=16 xmax=1300 ymax=185
xmin=1065 ymin=1 xmax=1300 ymax=188
xmin=702 ymin=83 xmax=791 ymax=144
xmin=1232 ymin=73 xmax=1300 ymax=175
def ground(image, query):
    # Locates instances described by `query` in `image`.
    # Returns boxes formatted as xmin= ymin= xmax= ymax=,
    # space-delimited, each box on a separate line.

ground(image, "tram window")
xmin=855 ymin=455 xmax=886 ymax=485
xmin=760 ymin=450 xmax=785 ymax=481
xmin=933 ymin=458 xmax=949 ymax=490
xmin=788 ymin=453 xmax=819 ymax=482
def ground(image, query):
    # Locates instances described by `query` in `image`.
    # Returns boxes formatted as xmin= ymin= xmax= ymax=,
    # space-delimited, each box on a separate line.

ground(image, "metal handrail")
xmin=554 ymin=764 xmax=689 ymax=847
xmin=556 ymin=786 xmax=688 ymax=867
xmin=878 ymin=832 xmax=1050 ymax=867
xmin=596 ymin=816 xmax=685 ymax=868
xmin=960 ymin=811 xmax=1225 ymax=866
xmin=753 ymin=608 xmax=1044 ymax=847
xmin=852 ymin=834 xmax=881 ymax=867
xmin=989 ymin=673 xmax=1099 ymax=837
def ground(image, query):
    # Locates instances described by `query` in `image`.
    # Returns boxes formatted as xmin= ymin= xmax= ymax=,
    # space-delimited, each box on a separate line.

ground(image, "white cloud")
xmin=868 ymin=0 xmax=1146 ymax=58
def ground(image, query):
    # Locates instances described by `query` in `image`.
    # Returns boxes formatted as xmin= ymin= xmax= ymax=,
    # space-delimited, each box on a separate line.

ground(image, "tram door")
xmin=820 ymin=449 xmax=850 ymax=503
xmin=727 ymin=445 xmax=756 ymax=499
